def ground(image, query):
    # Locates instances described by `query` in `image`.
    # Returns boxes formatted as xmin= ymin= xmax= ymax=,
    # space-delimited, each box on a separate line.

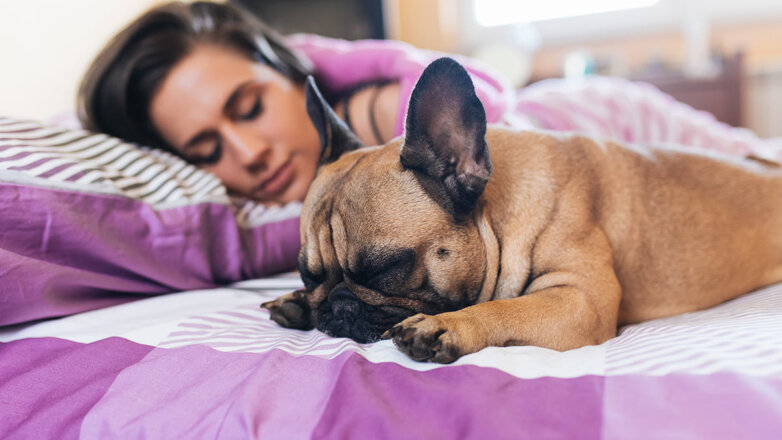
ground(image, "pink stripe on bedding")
xmin=515 ymin=76 xmax=782 ymax=161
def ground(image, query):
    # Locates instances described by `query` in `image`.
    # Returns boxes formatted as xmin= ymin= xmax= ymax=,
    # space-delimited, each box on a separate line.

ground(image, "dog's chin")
xmin=315 ymin=298 xmax=414 ymax=343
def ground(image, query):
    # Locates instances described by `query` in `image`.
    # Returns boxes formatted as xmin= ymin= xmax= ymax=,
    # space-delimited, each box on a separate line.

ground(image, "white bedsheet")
xmin=3 ymin=272 xmax=780 ymax=380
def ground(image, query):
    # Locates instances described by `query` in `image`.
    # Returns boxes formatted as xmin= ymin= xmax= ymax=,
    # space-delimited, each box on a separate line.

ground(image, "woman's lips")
xmin=255 ymin=159 xmax=294 ymax=196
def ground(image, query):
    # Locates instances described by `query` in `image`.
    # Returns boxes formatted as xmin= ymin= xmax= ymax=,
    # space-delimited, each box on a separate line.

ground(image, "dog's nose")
xmin=328 ymin=284 xmax=360 ymax=318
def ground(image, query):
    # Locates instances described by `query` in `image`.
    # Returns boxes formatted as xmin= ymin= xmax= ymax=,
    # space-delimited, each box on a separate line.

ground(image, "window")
xmin=473 ymin=0 xmax=661 ymax=26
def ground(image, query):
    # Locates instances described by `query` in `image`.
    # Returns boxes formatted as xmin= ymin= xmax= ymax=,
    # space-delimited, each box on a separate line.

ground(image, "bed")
xmin=1 ymin=271 xmax=781 ymax=439
xmin=3 ymin=86 xmax=782 ymax=438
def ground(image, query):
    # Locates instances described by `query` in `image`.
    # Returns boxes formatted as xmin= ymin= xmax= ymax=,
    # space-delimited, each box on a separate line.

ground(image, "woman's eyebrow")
xmin=182 ymin=81 xmax=254 ymax=151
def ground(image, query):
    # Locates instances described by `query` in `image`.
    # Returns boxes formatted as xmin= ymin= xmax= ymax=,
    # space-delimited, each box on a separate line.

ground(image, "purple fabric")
xmin=3 ymin=336 xmax=779 ymax=439
xmin=81 ymin=345 xmax=343 ymax=438
xmin=0 ymin=337 xmax=154 ymax=440
xmin=63 ymin=341 xmax=605 ymax=439
xmin=309 ymin=357 xmax=603 ymax=440
xmin=604 ymin=374 xmax=782 ymax=439
xmin=0 ymin=183 xmax=300 ymax=326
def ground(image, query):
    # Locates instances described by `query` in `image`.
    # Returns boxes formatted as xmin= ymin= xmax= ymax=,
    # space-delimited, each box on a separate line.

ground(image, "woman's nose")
xmin=221 ymin=124 xmax=270 ymax=170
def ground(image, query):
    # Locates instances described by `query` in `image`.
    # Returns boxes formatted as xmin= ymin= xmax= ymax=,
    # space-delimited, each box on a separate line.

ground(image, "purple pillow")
xmin=0 ymin=116 xmax=301 ymax=326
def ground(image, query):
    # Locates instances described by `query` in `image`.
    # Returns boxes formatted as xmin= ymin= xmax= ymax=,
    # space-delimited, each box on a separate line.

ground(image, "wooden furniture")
xmin=629 ymin=52 xmax=744 ymax=127
xmin=527 ymin=52 xmax=745 ymax=127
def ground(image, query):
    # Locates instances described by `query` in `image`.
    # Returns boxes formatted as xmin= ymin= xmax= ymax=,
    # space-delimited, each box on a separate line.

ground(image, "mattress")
xmin=1 ymin=272 xmax=781 ymax=439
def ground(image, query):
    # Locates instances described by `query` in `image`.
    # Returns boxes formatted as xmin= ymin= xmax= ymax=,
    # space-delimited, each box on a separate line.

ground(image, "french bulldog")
xmin=262 ymin=57 xmax=782 ymax=363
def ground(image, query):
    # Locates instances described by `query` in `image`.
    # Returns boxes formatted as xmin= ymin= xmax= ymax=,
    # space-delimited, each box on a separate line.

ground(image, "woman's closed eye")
xmin=234 ymin=91 xmax=262 ymax=121
xmin=182 ymin=131 xmax=222 ymax=166
xmin=182 ymin=88 xmax=262 ymax=166
xmin=187 ymin=139 xmax=222 ymax=165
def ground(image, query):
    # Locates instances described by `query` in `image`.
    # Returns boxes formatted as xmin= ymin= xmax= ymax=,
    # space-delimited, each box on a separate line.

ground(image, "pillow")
xmin=0 ymin=116 xmax=301 ymax=326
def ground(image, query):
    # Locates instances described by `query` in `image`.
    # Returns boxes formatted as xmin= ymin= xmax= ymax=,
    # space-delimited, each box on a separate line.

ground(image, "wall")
xmin=0 ymin=0 xmax=195 ymax=121
xmin=384 ymin=0 xmax=459 ymax=53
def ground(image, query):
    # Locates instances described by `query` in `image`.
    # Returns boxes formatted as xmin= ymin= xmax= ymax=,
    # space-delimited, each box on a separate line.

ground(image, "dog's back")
xmin=484 ymin=127 xmax=782 ymax=324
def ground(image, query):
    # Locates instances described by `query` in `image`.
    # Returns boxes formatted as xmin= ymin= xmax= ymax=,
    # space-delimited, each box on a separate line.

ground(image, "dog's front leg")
xmin=387 ymin=285 xmax=619 ymax=363
xmin=388 ymin=228 xmax=622 ymax=363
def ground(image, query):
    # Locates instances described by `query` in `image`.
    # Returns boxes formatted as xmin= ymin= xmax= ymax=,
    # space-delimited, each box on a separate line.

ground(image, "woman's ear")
xmin=304 ymin=76 xmax=364 ymax=164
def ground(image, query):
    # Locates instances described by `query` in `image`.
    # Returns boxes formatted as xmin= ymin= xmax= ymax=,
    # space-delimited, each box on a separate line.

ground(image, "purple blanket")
xmin=2 ymin=275 xmax=781 ymax=439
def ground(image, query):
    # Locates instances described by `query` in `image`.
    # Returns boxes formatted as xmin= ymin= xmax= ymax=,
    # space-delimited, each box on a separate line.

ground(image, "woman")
xmin=81 ymin=1 xmax=332 ymax=206
xmin=80 ymin=1 xmax=777 ymax=207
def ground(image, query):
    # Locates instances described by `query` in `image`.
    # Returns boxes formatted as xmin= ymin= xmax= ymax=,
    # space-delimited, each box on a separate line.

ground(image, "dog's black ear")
xmin=305 ymin=76 xmax=364 ymax=164
xmin=400 ymin=57 xmax=492 ymax=222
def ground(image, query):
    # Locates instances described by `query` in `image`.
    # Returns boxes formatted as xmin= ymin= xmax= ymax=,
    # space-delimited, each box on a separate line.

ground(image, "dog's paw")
xmin=261 ymin=290 xmax=313 ymax=330
xmin=383 ymin=314 xmax=462 ymax=364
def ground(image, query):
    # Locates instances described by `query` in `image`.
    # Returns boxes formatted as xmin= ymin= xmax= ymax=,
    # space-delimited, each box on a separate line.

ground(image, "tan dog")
xmin=262 ymin=57 xmax=782 ymax=363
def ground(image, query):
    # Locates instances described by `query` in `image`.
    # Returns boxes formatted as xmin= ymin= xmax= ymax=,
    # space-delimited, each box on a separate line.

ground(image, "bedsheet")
xmin=1 ymin=273 xmax=781 ymax=439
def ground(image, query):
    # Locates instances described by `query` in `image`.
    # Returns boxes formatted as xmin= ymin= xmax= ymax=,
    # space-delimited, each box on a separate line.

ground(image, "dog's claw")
xmin=386 ymin=324 xmax=402 ymax=340
xmin=260 ymin=301 xmax=274 ymax=310
xmin=262 ymin=293 xmax=313 ymax=330
xmin=400 ymin=327 xmax=416 ymax=343
xmin=387 ymin=315 xmax=463 ymax=363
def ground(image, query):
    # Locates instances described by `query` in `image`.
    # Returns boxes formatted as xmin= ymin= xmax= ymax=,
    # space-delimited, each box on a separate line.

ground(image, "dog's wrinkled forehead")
xmin=299 ymin=141 xmax=450 ymax=276
xmin=299 ymin=144 xmax=388 ymax=275
xmin=301 ymin=146 xmax=380 ymax=232
xmin=302 ymin=139 xmax=428 ymax=225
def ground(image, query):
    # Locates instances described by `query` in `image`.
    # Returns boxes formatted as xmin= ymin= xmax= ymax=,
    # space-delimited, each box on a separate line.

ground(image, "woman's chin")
xmin=250 ymin=185 xmax=305 ymax=205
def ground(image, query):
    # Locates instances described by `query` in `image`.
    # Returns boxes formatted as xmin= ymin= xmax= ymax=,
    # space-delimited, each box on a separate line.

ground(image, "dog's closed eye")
xmin=347 ymin=247 xmax=416 ymax=292
xmin=299 ymin=261 xmax=326 ymax=290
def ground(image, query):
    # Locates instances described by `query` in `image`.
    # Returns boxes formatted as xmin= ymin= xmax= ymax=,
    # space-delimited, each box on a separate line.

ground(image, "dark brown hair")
xmin=77 ymin=1 xmax=314 ymax=151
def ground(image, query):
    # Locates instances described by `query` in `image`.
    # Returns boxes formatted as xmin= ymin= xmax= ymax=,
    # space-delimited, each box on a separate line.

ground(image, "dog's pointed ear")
xmin=305 ymin=76 xmax=363 ymax=164
xmin=400 ymin=57 xmax=492 ymax=222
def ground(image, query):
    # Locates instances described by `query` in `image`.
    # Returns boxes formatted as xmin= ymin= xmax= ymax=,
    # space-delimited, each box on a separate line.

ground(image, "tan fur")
xmin=268 ymin=126 xmax=782 ymax=363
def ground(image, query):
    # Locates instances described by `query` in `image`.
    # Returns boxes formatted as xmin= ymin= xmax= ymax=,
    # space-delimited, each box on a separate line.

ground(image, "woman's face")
xmin=150 ymin=44 xmax=321 ymax=205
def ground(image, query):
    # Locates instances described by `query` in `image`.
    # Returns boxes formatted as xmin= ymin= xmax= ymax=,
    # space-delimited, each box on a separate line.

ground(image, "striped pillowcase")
xmin=0 ymin=116 xmax=301 ymax=326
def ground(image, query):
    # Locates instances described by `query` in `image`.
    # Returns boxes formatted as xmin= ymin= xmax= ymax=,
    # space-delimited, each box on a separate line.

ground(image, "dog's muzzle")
xmin=327 ymin=285 xmax=361 ymax=318
xmin=315 ymin=282 xmax=412 ymax=343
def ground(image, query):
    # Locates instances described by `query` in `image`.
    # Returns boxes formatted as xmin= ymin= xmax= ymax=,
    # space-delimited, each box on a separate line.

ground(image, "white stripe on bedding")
xmin=0 ymin=117 xmax=228 ymax=208
xmin=0 ymin=272 xmax=779 ymax=380
xmin=605 ymin=283 xmax=782 ymax=376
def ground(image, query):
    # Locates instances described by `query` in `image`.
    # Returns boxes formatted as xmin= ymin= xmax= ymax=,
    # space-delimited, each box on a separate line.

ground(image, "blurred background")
xmin=2 ymin=0 xmax=782 ymax=137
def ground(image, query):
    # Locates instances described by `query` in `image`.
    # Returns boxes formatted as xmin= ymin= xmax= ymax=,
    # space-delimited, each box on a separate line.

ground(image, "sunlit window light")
xmin=474 ymin=0 xmax=661 ymax=26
